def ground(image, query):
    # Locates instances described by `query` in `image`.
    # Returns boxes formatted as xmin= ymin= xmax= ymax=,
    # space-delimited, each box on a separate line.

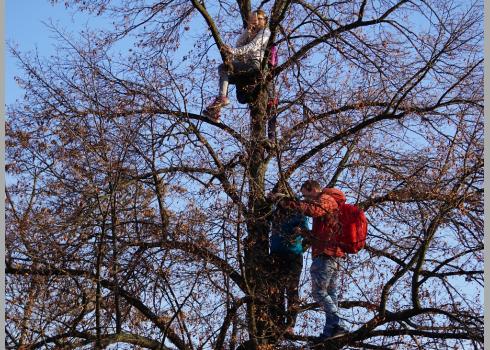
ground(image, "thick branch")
xmin=190 ymin=0 xmax=229 ymax=62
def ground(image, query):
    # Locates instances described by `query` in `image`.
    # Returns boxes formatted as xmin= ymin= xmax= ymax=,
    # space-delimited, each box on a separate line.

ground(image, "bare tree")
xmin=6 ymin=0 xmax=483 ymax=349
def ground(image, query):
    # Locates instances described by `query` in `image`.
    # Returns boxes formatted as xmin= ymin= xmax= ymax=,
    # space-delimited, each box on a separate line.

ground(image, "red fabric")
xmin=337 ymin=203 xmax=368 ymax=253
xmin=285 ymin=188 xmax=345 ymax=257
xmin=285 ymin=190 xmax=338 ymax=217
xmin=323 ymin=188 xmax=346 ymax=204
xmin=268 ymin=46 xmax=278 ymax=67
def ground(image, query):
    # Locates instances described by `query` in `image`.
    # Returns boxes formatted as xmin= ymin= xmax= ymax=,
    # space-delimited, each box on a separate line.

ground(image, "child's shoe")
xmin=203 ymin=96 xmax=230 ymax=121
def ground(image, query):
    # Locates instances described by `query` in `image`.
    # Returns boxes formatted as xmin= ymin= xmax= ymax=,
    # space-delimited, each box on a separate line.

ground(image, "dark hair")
xmin=301 ymin=180 xmax=321 ymax=192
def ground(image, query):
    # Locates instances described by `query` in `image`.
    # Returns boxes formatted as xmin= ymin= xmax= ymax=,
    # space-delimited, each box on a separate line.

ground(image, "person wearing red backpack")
xmin=280 ymin=180 xmax=349 ymax=340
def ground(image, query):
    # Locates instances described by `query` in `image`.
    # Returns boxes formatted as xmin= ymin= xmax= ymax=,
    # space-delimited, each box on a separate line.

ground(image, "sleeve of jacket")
xmin=231 ymin=28 xmax=270 ymax=58
xmin=235 ymin=30 xmax=249 ymax=47
xmin=285 ymin=193 xmax=338 ymax=218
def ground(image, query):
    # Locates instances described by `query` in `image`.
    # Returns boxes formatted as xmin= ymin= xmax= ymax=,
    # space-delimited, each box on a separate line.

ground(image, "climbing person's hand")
xmin=268 ymin=192 xmax=287 ymax=203
xmin=222 ymin=45 xmax=232 ymax=54
xmin=221 ymin=45 xmax=233 ymax=68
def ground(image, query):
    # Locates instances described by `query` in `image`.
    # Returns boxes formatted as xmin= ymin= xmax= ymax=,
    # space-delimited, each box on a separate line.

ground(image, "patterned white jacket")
xmin=230 ymin=27 xmax=271 ymax=64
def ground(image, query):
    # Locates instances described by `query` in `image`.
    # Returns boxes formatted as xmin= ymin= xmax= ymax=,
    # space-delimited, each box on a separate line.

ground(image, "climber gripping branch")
xmin=203 ymin=10 xmax=270 ymax=121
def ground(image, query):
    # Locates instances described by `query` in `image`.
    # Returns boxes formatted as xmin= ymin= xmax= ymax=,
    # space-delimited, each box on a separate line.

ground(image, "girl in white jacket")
xmin=204 ymin=10 xmax=271 ymax=121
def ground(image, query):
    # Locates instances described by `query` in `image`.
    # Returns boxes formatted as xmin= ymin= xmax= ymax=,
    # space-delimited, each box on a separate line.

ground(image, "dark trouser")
xmin=269 ymin=252 xmax=303 ymax=330
xmin=218 ymin=60 xmax=260 ymax=97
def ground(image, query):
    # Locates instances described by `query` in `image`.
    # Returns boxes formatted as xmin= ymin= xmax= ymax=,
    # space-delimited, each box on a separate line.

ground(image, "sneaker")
xmin=203 ymin=108 xmax=221 ymax=122
xmin=316 ymin=326 xmax=348 ymax=342
xmin=203 ymin=96 xmax=230 ymax=120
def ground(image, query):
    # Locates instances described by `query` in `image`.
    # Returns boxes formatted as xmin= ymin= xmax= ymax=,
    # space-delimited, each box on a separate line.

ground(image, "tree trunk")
xmin=243 ymin=86 xmax=277 ymax=347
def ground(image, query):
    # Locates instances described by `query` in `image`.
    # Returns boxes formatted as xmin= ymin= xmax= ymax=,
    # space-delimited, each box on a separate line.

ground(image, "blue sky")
xmin=6 ymin=1 xmax=104 ymax=104
xmin=5 ymin=1 xmax=211 ymax=107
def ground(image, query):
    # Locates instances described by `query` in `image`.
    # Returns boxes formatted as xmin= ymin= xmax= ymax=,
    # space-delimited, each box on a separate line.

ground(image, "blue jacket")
xmin=270 ymin=208 xmax=309 ymax=255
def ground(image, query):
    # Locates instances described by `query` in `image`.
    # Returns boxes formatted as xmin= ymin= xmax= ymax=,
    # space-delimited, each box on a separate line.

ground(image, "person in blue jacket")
xmin=269 ymin=200 xmax=310 ymax=332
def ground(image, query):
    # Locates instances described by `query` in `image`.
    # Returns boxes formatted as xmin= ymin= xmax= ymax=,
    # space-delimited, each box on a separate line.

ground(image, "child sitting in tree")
xmin=203 ymin=9 xmax=271 ymax=121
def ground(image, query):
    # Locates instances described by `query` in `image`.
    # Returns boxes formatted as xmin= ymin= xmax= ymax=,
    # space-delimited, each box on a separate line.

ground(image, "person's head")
xmin=249 ymin=9 xmax=268 ymax=30
xmin=300 ymin=180 xmax=322 ymax=200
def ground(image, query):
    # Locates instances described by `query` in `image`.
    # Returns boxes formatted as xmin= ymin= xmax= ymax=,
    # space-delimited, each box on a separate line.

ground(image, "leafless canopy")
xmin=6 ymin=0 xmax=483 ymax=349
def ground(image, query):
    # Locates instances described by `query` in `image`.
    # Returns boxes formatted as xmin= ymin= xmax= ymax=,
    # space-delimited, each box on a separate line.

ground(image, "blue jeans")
xmin=310 ymin=255 xmax=346 ymax=336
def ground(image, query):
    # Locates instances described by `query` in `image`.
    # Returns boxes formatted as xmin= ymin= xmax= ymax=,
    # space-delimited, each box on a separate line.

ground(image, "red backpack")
xmin=336 ymin=202 xmax=368 ymax=254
